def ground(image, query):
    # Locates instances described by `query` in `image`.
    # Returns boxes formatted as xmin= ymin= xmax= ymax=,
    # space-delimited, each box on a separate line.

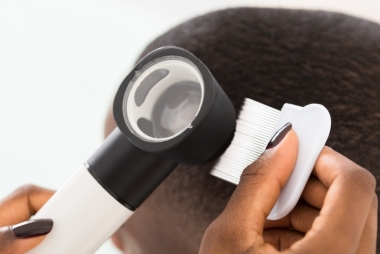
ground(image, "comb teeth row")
xmin=210 ymin=98 xmax=280 ymax=185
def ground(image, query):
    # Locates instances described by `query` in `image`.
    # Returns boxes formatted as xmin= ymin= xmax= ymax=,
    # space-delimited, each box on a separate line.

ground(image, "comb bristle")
xmin=210 ymin=98 xmax=280 ymax=185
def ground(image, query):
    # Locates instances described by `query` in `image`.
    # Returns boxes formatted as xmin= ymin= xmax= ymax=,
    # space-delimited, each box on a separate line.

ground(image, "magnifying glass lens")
xmin=125 ymin=57 xmax=204 ymax=142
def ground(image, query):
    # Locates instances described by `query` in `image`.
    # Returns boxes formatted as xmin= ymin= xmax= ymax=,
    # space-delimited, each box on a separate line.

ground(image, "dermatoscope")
xmin=28 ymin=47 xmax=236 ymax=253
xmin=28 ymin=46 xmax=330 ymax=253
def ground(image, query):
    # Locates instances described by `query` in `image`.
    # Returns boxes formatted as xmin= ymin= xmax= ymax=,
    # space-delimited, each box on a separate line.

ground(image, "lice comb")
xmin=211 ymin=99 xmax=280 ymax=184
xmin=210 ymin=98 xmax=331 ymax=220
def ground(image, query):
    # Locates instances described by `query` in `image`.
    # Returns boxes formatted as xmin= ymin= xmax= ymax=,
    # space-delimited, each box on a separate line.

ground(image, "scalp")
xmin=120 ymin=7 xmax=380 ymax=250
xmin=139 ymin=8 xmax=380 ymax=174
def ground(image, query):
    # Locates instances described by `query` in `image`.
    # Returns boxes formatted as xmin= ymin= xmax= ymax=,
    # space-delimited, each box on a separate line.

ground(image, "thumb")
xmin=223 ymin=122 xmax=298 ymax=235
xmin=0 ymin=219 xmax=53 ymax=254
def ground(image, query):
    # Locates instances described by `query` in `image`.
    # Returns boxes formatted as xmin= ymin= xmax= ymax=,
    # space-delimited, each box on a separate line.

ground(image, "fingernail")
xmin=11 ymin=219 xmax=53 ymax=239
xmin=266 ymin=122 xmax=292 ymax=149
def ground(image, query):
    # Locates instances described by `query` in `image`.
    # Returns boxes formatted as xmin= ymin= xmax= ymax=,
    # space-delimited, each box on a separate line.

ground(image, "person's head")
xmin=104 ymin=8 xmax=380 ymax=254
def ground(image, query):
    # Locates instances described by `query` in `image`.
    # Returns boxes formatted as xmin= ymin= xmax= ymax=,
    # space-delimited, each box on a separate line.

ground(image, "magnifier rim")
xmin=122 ymin=56 xmax=205 ymax=143
xmin=114 ymin=46 xmax=216 ymax=153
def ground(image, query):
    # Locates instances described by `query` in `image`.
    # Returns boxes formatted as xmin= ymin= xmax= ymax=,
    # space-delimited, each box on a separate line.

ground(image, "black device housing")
xmin=87 ymin=128 xmax=178 ymax=210
xmin=114 ymin=46 xmax=236 ymax=165
xmin=87 ymin=47 xmax=236 ymax=210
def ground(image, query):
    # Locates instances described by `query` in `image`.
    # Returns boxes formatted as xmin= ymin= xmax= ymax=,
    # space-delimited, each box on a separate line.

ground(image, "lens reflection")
xmin=137 ymin=81 xmax=201 ymax=138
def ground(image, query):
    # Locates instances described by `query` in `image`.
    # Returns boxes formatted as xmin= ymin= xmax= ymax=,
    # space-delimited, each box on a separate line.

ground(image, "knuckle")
xmin=318 ymin=147 xmax=340 ymax=169
xmin=12 ymin=184 xmax=39 ymax=197
xmin=323 ymin=146 xmax=334 ymax=153
xmin=343 ymin=167 xmax=376 ymax=194
xmin=318 ymin=146 xmax=334 ymax=161
xmin=320 ymin=147 xmax=376 ymax=194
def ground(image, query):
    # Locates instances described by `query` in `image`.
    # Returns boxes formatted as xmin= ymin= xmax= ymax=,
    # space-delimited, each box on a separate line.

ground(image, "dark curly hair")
xmin=107 ymin=8 xmax=380 ymax=253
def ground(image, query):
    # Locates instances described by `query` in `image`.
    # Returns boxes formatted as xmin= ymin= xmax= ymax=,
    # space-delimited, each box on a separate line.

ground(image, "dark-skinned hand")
xmin=200 ymin=128 xmax=377 ymax=254
xmin=0 ymin=185 xmax=54 ymax=254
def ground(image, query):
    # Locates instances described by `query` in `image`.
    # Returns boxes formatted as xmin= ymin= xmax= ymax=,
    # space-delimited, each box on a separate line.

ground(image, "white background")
xmin=0 ymin=0 xmax=379 ymax=253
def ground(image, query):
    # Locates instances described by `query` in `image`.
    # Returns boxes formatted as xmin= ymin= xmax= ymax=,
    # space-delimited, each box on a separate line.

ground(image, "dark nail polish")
xmin=266 ymin=122 xmax=292 ymax=149
xmin=11 ymin=219 xmax=53 ymax=239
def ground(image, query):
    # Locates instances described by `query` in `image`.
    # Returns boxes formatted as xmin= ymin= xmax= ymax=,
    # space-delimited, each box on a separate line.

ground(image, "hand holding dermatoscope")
xmin=28 ymin=46 xmax=330 ymax=253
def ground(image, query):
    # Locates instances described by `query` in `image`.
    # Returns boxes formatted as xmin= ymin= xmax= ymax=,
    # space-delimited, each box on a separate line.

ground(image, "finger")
xmin=357 ymin=193 xmax=378 ymax=254
xmin=266 ymin=176 xmax=326 ymax=231
xmin=263 ymin=229 xmax=304 ymax=251
xmin=0 ymin=219 xmax=53 ymax=254
xmin=265 ymin=202 xmax=319 ymax=233
xmin=301 ymin=175 xmax=327 ymax=209
xmin=223 ymin=123 xmax=298 ymax=235
xmin=290 ymin=147 xmax=376 ymax=253
xmin=111 ymin=233 xmax=125 ymax=251
xmin=0 ymin=185 xmax=54 ymax=226
xmin=289 ymin=202 xmax=319 ymax=233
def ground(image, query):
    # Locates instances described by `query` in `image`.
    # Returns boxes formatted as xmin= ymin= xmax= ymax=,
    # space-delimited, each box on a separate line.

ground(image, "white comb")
xmin=210 ymin=98 xmax=331 ymax=220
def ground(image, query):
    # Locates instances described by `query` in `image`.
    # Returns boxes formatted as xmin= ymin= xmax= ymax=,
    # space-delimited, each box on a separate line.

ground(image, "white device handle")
xmin=27 ymin=165 xmax=133 ymax=254
xmin=267 ymin=104 xmax=331 ymax=220
xmin=25 ymin=127 xmax=178 ymax=253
